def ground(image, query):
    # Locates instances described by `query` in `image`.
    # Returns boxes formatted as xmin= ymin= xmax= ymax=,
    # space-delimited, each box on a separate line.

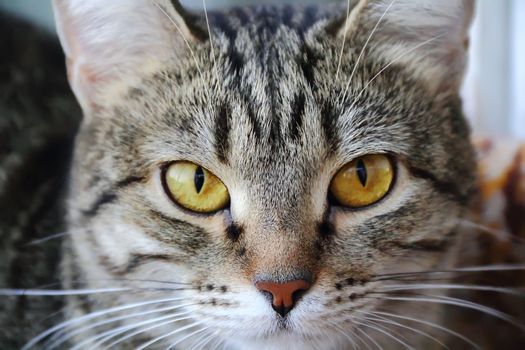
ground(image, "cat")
xmin=1 ymin=0 xmax=525 ymax=349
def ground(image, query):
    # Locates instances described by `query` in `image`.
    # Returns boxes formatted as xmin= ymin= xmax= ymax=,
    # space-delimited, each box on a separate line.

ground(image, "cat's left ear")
xmin=337 ymin=0 xmax=474 ymax=95
xmin=52 ymin=0 xmax=206 ymax=114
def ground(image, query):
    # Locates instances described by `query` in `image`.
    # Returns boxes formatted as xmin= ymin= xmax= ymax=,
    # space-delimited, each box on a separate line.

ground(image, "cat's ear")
xmin=52 ymin=0 xmax=206 ymax=113
xmin=338 ymin=0 xmax=474 ymax=94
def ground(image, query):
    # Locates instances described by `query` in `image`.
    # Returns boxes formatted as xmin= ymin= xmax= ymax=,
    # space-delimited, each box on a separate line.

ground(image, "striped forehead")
xmin=206 ymin=5 xmax=335 ymax=165
xmin=125 ymin=4 xmax=415 ymax=172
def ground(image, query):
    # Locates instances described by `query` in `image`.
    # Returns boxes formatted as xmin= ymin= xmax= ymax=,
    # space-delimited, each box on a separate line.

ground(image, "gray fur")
xmin=61 ymin=2 xmax=477 ymax=348
xmin=2 ymin=1 xmax=524 ymax=349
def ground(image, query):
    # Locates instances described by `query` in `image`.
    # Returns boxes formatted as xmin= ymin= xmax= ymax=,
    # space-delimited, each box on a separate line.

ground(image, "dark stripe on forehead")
xmin=254 ymin=6 xmax=281 ymax=36
xmin=232 ymin=78 xmax=261 ymax=140
xmin=298 ymin=44 xmax=320 ymax=92
xmin=269 ymin=110 xmax=281 ymax=148
xmin=288 ymin=92 xmax=306 ymax=141
xmin=215 ymin=102 xmax=231 ymax=164
xmin=264 ymin=45 xmax=281 ymax=147
xmin=247 ymin=101 xmax=261 ymax=139
xmin=321 ymin=101 xmax=340 ymax=155
xmin=219 ymin=31 xmax=265 ymax=143
xmin=226 ymin=44 xmax=244 ymax=76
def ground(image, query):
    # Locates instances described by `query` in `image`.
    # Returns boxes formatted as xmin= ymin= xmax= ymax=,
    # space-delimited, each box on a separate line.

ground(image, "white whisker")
xmin=187 ymin=330 xmax=215 ymax=350
xmin=380 ymin=283 xmax=525 ymax=296
xmin=46 ymin=303 xmax=195 ymax=349
xmin=364 ymin=317 xmax=412 ymax=345
xmin=455 ymin=264 xmax=525 ymax=273
xmin=379 ymin=294 xmax=525 ymax=332
xmin=373 ymin=264 xmax=525 ymax=281
xmin=356 ymin=311 xmax=449 ymax=350
xmin=24 ymin=232 xmax=69 ymax=246
xmin=98 ymin=313 xmax=195 ymax=350
xmin=136 ymin=319 xmax=207 ymax=350
xmin=209 ymin=334 xmax=228 ymax=350
xmin=327 ymin=319 xmax=362 ymax=350
xmin=344 ymin=321 xmax=372 ymax=350
xmin=0 ymin=287 xmax=160 ymax=297
xmin=167 ymin=325 xmax=211 ymax=350
xmin=354 ymin=318 xmax=415 ymax=350
xmin=355 ymin=326 xmax=384 ymax=350
xmin=369 ymin=310 xmax=481 ymax=349
xmin=68 ymin=313 xmax=191 ymax=350
xmin=22 ymin=297 xmax=188 ymax=350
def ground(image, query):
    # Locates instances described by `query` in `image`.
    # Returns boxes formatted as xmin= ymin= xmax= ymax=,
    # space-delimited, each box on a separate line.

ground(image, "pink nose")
xmin=256 ymin=279 xmax=312 ymax=317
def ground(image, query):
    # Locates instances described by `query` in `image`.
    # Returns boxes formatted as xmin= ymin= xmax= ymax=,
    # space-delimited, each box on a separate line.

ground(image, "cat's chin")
xmin=210 ymin=316 xmax=348 ymax=350
xmin=225 ymin=331 xmax=346 ymax=350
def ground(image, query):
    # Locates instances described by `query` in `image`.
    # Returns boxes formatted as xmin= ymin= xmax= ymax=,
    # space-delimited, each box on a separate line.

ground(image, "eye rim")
xmin=328 ymin=154 xmax=397 ymax=211
xmin=160 ymin=161 xmax=231 ymax=216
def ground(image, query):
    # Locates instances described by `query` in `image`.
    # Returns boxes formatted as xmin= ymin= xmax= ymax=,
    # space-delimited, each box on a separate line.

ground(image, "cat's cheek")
xmin=82 ymin=212 xmax=180 ymax=269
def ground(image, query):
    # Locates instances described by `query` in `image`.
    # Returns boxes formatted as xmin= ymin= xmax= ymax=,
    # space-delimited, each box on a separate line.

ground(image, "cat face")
xmin=54 ymin=0 xmax=475 ymax=348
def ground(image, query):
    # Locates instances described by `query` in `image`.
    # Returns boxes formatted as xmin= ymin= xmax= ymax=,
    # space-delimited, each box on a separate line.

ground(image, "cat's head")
xmin=54 ymin=0 xmax=475 ymax=348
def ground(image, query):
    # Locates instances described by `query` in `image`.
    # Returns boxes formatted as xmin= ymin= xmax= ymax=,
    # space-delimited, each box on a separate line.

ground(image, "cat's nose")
xmin=255 ymin=279 xmax=312 ymax=317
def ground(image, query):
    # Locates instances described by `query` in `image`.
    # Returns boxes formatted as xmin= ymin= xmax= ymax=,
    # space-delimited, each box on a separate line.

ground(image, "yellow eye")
xmin=163 ymin=161 xmax=230 ymax=213
xmin=330 ymin=154 xmax=394 ymax=208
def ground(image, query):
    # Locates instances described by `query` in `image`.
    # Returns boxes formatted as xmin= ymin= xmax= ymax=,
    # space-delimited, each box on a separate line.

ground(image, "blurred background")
xmin=0 ymin=0 xmax=523 ymax=138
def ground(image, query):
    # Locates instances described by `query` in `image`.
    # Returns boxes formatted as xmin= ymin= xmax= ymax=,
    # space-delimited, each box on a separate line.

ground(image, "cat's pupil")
xmin=194 ymin=166 xmax=205 ymax=194
xmin=356 ymin=159 xmax=367 ymax=187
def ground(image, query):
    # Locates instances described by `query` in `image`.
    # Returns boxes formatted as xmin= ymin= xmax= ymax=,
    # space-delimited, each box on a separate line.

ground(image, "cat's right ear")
xmin=52 ymin=0 xmax=206 ymax=116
